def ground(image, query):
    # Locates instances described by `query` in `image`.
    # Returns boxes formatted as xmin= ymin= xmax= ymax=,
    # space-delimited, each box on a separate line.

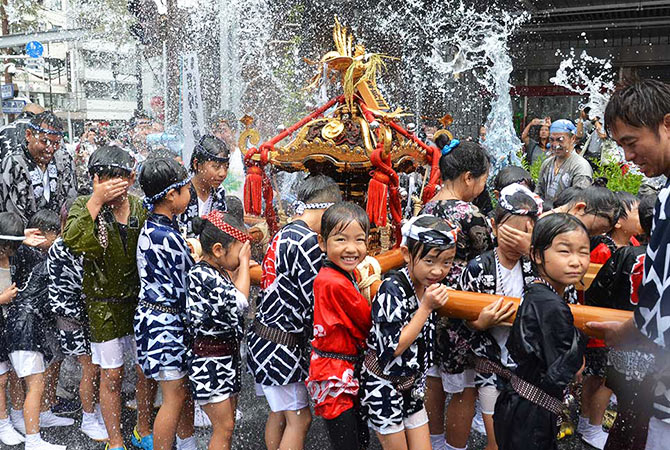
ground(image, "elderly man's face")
xmin=26 ymin=123 xmax=61 ymax=167
xmin=548 ymin=132 xmax=575 ymax=159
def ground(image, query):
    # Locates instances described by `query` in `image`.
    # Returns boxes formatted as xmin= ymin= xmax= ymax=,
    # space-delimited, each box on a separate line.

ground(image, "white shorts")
xmin=646 ymin=416 xmax=670 ymax=450
xmin=91 ymin=335 xmax=137 ymax=370
xmin=9 ymin=351 xmax=45 ymax=378
xmin=255 ymin=382 xmax=310 ymax=412
xmin=0 ymin=360 xmax=10 ymax=376
xmin=196 ymin=392 xmax=236 ymax=407
xmin=372 ymin=407 xmax=429 ymax=435
xmin=478 ymin=385 xmax=500 ymax=415
xmin=156 ymin=369 xmax=186 ymax=382
xmin=426 ymin=365 xmax=476 ymax=394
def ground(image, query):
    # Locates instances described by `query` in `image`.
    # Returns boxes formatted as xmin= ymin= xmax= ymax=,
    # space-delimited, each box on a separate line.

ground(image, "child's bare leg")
xmin=482 ymin=414 xmax=498 ymax=450
xmin=265 ymin=411 xmax=286 ymax=449
xmin=280 ymin=407 xmax=311 ymax=450
xmin=23 ymin=373 xmax=45 ymax=435
xmin=425 ymin=376 xmax=446 ymax=436
xmin=40 ymin=361 xmax=61 ymax=412
xmin=377 ymin=430 xmax=409 ymax=450
xmin=583 ymin=375 xmax=612 ymax=426
xmin=135 ymin=364 xmax=157 ymax=437
xmin=153 ymin=378 xmax=189 ymax=450
xmin=0 ymin=372 xmax=8 ymax=419
xmin=202 ymin=399 xmax=235 ymax=450
xmin=176 ymin=391 xmax=195 ymax=439
xmin=406 ymin=423 xmax=432 ymax=450
xmin=8 ymin=370 xmax=24 ymax=411
xmin=78 ymin=355 xmax=98 ymax=414
xmin=445 ymin=387 xmax=476 ymax=448
xmin=99 ymin=366 xmax=124 ymax=448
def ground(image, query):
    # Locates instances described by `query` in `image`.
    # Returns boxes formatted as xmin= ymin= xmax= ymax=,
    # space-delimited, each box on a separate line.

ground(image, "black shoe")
xmin=51 ymin=397 xmax=82 ymax=415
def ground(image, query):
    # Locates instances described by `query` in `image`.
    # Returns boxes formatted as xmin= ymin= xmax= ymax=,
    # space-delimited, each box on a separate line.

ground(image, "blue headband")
xmin=28 ymin=122 xmax=64 ymax=136
xmin=441 ymin=139 xmax=460 ymax=156
xmin=193 ymin=143 xmax=229 ymax=164
xmin=549 ymin=119 xmax=576 ymax=135
xmin=142 ymin=175 xmax=193 ymax=211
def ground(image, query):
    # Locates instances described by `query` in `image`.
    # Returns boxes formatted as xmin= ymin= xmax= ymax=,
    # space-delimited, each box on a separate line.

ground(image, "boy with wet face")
xmin=63 ymin=146 xmax=154 ymax=450
xmin=0 ymin=111 xmax=77 ymax=225
xmin=535 ymin=119 xmax=593 ymax=209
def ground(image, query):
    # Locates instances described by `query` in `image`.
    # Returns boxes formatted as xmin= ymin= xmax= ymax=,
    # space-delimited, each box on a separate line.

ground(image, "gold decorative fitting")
xmin=321 ymin=119 xmax=345 ymax=140
xmin=433 ymin=129 xmax=454 ymax=142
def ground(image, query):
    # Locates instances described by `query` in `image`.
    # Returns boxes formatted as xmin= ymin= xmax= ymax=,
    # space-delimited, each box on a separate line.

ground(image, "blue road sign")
xmin=2 ymin=99 xmax=27 ymax=114
xmin=1 ymin=84 xmax=14 ymax=100
xmin=25 ymin=41 xmax=44 ymax=58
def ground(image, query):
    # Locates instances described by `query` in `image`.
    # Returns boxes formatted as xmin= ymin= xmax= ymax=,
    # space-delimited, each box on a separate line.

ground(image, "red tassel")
xmin=244 ymin=166 xmax=263 ymax=216
xmin=367 ymin=171 xmax=390 ymax=227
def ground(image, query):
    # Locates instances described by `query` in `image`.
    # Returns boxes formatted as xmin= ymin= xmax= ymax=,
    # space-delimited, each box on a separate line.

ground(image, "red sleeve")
xmin=590 ymin=243 xmax=612 ymax=264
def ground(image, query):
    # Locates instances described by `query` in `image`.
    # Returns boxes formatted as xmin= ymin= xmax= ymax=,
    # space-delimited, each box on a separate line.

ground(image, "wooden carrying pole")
xmin=248 ymin=249 xmax=631 ymax=339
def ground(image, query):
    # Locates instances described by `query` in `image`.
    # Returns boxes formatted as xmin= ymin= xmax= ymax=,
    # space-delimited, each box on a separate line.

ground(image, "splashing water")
xmin=550 ymin=48 xmax=616 ymax=121
xmin=426 ymin=2 xmax=529 ymax=176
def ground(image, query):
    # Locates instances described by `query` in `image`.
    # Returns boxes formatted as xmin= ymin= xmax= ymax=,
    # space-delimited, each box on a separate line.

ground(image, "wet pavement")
xmin=10 ymin=362 xmax=594 ymax=450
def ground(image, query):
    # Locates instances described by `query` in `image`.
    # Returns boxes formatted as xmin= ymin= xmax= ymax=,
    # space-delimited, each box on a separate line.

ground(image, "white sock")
xmin=430 ymin=434 xmax=448 ymax=450
xmin=176 ymin=435 xmax=197 ymax=450
xmin=0 ymin=417 xmax=10 ymax=426
xmin=25 ymin=432 xmax=41 ymax=444
xmin=10 ymin=408 xmax=22 ymax=419
xmin=82 ymin=411 xmax=96 ymax=423
xmin=445 ymin=443 xmax=467 ymax=450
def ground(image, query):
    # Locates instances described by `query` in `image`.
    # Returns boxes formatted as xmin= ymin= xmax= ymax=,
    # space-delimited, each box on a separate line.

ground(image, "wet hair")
xmin=320 ymin=202 xmax=370 ymax=242
xmin=435 ymin=134 xmax=490 ymax=182
xmin=531 ymin=213 xmax=588 ymax=267
xmin=494 ymin=165 xmax=534 ymax=192
xmin=615 ymin=191 xmax=639 ymax=221
xmin=30 ymin=110 xmax=63 ymax=132
xmin=638 ymin=194 xmax=657 ymax=236
xmin=0 ymin=212 xmax=25 ymax=253
xmin=225 ymin=196 xmax=244 ymax=222
xmin=28 ymin=209 xmax=60 ymax=234
xmin=209 ymin=110 xmax=238 ymax=131
xmin=553 ymin=185 xmax=622 ymax=230
xmin=190 ymin=134 xmax=230 ymax=171
xmin=139 ymin=157 xmax=189 ymax=198
xmin=493 ymin=189 xmax=541 ymax=226
xmin=88 ymin=145 xmax=136 ymax=178
xmin=191 ymin=212 xmax=245 ymax=255
xmin=296 ymin=175 xmax=342 ymax=204
xmin=605 ymin=79 xmax=670 ymax=137
xmin=148 ymin=147 xmax=180 ymax=160
xmin=406 ymin=216 xmax=456 ymax=261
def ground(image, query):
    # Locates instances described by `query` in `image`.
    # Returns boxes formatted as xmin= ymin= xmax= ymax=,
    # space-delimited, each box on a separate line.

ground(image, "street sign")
xmin=26 ymin=57 xmax=44 ymax=71
xmin=2 ymin=99 xmax=27 ymax=114
xmin=1 ymin=84 xmax=15 ymax=100
xmin=25 ymin=41 xmax=44 ymax=58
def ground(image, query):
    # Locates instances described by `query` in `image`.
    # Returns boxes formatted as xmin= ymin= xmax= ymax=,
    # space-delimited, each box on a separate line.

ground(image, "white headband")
xmin=401 ymin=214 xmax=458 ymax=247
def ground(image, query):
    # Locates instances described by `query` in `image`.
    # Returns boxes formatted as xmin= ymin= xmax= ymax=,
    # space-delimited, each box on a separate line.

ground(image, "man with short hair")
xmin=0 ymin=111 xmax=77 ymax=224
xmin=536 ymin=119 xmax=593 ymax=208
xmin=0 ymin=103 xmax=45 ymax=161
xmin=588 ymin=79 xmax=670 ymax=449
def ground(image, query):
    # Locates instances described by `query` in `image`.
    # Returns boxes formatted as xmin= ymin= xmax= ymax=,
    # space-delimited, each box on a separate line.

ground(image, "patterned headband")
xmin=498 ymin=183 xmax=543 ymax=216
xmin=142 ymin=175 xmax=193 ymax=211
xmin=28 ymin=122 xmax=64 ymax=136
xmin=202 ymin=210 xmax=251 ymax=243
xmin=401 ymin=214 xmax=458 ymax=247
xmin=293 ymin=201 xmax=335 ymax=216
xmin=193 ymin=143 xmax=229 ymax=163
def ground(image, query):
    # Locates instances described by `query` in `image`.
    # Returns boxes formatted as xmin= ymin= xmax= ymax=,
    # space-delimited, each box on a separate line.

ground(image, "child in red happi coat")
xmin=307 ymin=202 xmax=372 ymax=450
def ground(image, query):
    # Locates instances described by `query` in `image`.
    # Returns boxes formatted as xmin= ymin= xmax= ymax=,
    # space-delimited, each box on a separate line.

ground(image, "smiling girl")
xmin=307 ymin=202 xmax=372 ymax=450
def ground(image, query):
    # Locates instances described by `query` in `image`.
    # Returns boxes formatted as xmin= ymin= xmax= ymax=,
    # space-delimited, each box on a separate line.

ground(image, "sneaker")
xmin=25 ymin=434 xmax=66 ymax=450
xmin=0 ymin=418 xmax=24 ymax=445
xmin=10 ymin=409 xmax=25 ymax=435
xmin=125 ymin=396 xmax=161 ymax=410
xmin=194 ymin=404 xmax=211 ymax=428
xmin=131 ymin=427 xmax=154 ymax=450
xmin=235 ymin=409 xmax=243 ymax=422
xmin=81 ymin=413 xmax=109 ymax=442
xmin=51 ymin=397 xmax=82 ymax=415
xmin=581 ymin=424 xmax=609 ymax=450
xmin=105 ymin=445 xmax=127 ymax=450
xmin=40 ymin=410 xmax=75 ymax=428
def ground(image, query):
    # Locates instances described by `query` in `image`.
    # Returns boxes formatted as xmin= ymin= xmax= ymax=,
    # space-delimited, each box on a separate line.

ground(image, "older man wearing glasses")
xmin=536 ymin=119 xmax=593 ymax=209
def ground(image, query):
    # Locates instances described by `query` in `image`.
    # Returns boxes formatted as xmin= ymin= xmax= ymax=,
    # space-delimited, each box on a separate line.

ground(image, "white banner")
xmin=181 ymin=52 xmax=206 ymax=165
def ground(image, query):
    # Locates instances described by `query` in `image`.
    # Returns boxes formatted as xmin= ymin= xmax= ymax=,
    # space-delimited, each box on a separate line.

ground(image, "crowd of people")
xmin=0 ymin=78 xmax=667 ymax=450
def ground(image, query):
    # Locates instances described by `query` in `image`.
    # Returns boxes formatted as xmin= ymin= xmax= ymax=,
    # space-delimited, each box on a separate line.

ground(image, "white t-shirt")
xmin=493 ymin=260 xmax=524 ymax=368
xmin=198 ymin=195 xmax=211 ymax=216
